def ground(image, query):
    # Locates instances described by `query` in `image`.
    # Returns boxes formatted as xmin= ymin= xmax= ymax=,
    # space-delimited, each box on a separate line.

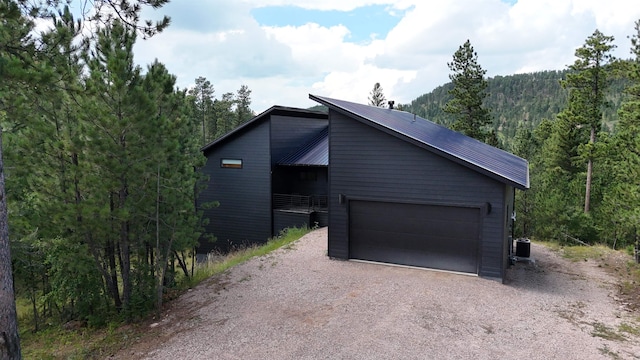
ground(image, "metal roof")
xmin=278 ymin=126 xmax=328 ymax=166
xmin=201 ymin=105 xmax=327 ymax=154
xmin=309 ymin=94 xmax=529 ymax=190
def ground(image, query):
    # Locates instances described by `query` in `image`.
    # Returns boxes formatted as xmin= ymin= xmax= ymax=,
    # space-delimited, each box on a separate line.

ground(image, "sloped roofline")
xmin=309 ymin=94 xmax=529 ymax=190
xmin=277 ymin=126 xmax=329 ymax=166
xmin=200 ymin=105 xmax=328 ymax=154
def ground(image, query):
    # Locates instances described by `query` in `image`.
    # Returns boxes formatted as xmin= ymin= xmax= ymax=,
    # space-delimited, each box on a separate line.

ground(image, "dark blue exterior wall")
xmin=198 ymin=120 xmax=271 ymax=253
xmin=197 ymin=110 xmax=328 ymax=254
xmin=328 ymin=111 xmax=509 ymax=279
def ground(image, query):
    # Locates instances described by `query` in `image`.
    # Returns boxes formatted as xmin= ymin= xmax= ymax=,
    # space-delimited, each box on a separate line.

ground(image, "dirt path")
xmin=111 ymin=227 xmax=640 ymax=359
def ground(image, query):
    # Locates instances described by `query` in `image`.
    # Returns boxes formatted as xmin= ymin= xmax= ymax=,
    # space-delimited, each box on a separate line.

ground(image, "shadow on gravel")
xmin=503 ymin=245 xmax=585 ymax=295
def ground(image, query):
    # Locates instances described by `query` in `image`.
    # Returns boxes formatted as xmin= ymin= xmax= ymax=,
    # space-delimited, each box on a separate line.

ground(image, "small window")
xmin=221 ymin=159 xmax=243 ymax=169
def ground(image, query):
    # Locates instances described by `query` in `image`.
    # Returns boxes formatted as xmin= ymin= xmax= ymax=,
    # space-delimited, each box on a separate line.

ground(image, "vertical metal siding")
xmin=329 ymin=111 xmax=508 ymax=278
xmin=197 ymin=121 xmax=272 ymax=253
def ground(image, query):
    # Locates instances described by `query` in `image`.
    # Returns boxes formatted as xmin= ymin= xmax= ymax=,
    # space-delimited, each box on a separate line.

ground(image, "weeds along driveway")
xmin=125 ymin=227 xmax=640 ymax=360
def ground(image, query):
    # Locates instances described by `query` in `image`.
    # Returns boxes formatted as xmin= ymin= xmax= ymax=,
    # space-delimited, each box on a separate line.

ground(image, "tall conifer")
xmin=444 ymin=39 xmax=492 ymax=143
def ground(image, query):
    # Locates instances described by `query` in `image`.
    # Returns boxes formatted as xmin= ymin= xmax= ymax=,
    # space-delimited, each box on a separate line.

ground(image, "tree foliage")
xmin=235 ymin=84 xmax=254 ymax=127
xmin=2 ymin=2 xmax=258 ymax=340
xmin=404 ymin=69 xmax=631 ymax=151
xmin=560 ymin=30 xmax=616 ymax=213
xmin=598 ymin=20 xmax=640 ymax=248
xmin=0 ymin=3 xmax=245 ymax=352
xmin=186 ymin=80 xmax=255 ymax=143
xmin=368 ymin=82 xmax=387 ymax=107
xmin=444 ymin=39 xmax=493 ymax=143
xmin=188 ymin=76 xmax=215 ymax=145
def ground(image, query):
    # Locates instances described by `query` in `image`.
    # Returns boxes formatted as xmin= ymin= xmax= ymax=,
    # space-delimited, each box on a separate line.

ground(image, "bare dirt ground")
xmin=110 ymin=227 xmax=640 ymax=359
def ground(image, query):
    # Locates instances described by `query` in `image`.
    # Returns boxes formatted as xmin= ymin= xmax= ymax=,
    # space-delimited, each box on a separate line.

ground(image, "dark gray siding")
xmin=502 ymin=186 xmax=516 ymax=281
xmin=328 ymin=111 xmax=507 ymax=278
xmin=198 ymin=121 xmax=271 ymax=253
xmin=270 ymin=115 xmax=328 ymax=166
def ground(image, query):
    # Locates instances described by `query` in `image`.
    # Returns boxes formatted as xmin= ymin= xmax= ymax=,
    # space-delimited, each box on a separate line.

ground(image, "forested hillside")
xmin=402 ymin=69 xmax=629 ymax=148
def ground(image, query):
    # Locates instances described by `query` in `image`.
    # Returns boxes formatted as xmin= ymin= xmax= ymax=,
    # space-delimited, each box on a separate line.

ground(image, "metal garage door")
xmin=349 ymin=200 xmax=480 ymax=274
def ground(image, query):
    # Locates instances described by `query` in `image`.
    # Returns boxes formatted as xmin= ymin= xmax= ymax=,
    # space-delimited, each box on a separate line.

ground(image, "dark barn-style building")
xmin=310 ymin=95 xmax=529 ymax=281
xmin=197 ymin=106 xmax=329 ymax=254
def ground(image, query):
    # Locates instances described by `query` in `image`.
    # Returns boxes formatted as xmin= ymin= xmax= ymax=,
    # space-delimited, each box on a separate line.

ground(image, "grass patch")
xmin=619 ymin=322 xmax=640 ymax=336
xmin=20 ymin=322 xmax=139 ymax=359
xmin=540 ymin=240 xmax=640 ymax=311
xmin=535 ymin=239 xmax=613 ymax=262
xmin=592 ymin=321 xmax=627 ymax=342
xmin=178 ymin=225 xmax=312 ymax=289
xmin=561 ymin=244 xmax=610 ymax=262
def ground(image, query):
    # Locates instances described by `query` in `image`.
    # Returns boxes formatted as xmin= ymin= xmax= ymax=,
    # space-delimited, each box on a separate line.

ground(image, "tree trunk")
xmin=105 ymin=239 xmax=122 ymax=310
xmin=118 ymin=191 xmax=132 ymax=315
xmin=173 ymin=250 xmax=190 ymax=279
xmin=119 ymin=217 xmax=131 ymax=314
xmin=0 ymin=128 xmax=22 ymax=359
xmin=584 ymin=127 xmax=595 ymax=213
xmin=155 ymin=167 xmax=163 ymax=313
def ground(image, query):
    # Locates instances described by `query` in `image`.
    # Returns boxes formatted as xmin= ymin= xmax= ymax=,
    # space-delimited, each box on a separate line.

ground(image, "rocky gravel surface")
xmin=114 ymin=227 xmax=640 ymax=359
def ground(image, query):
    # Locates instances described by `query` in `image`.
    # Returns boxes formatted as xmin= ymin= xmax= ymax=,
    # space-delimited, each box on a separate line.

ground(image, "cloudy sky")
xmin=129 ymin=0 xmax=640 ymax=113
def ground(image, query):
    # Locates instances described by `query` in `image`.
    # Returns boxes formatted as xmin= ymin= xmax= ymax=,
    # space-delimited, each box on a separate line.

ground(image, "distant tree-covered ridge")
xmin=402 ymin=68 xmax=629 ymax=148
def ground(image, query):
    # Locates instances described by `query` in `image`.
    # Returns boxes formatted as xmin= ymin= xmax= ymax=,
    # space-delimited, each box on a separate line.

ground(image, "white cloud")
xmin=243 ymin=0 xmax=414 ymax=11
xmin=262 ymin=23 xmax=357 ymax=75
xmin=131 ymin=0 xmax=640 ymax=113
xmin=312 ymin=64 xmax=416 ymax=104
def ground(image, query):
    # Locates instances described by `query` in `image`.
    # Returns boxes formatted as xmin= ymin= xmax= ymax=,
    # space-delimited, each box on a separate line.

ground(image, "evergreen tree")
xmin=444 ymin=39 xmax=492 ymax=142
xmin=560 ymin=29 xmax=616 ymax=213
xmin=512 ymin=124 xmax=539 ymax=237
xmin=0 ymin=0 xmax=184 ymax=351
xmin=214 ymin=92 xmax=236 ymax=138
xmin=188 ymin=76 xmax=215 ymax=145
xmin=83 ymin=19 xmax=149 ymax=314
xmin=235 ymin=84 xmax=254 ymax=127
xmin=141 ymin=61 xmax=205 ymax=312
xmin=0 ymin=1 xmax=44 ymax=356
xmin=600 ymin=20 xmax=640 ymax=247
xmin=368 ymin=82 xmax=387 ymax=107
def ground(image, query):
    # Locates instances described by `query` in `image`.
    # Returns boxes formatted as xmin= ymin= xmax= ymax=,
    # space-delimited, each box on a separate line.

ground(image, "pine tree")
xmin=444 ymin=39 xmax=492 ymax=143
xmin=512 ymin=124 xmax=539 ymax=237
xmin=600 ymin=20 xmax=640 ymax=247
xmin=560 ymin=29 xmax=616 ymax=213
xmin=368 ymin=82 xmax=387 ymax=107
xmin=142 ymin=61 xmax=205 ymax=312
xmin=0 ymin=0 xmax=173 ymax=351
xmin=214 ymin=92 xmax=236 ymax=138
xmin=83 ymin=19 xmax=148 ymax=314
xmin=0 ymin=1 xmax=39 ymax=356
xmin=188 ymin=76 xmax=215 ymax=145
xmin=235 ymin=84 xmax=254 ymax=127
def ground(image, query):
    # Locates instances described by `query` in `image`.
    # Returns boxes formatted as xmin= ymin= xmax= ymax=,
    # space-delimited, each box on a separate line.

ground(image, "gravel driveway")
xmin=118 ymin=227 xmax=640 ymax=359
